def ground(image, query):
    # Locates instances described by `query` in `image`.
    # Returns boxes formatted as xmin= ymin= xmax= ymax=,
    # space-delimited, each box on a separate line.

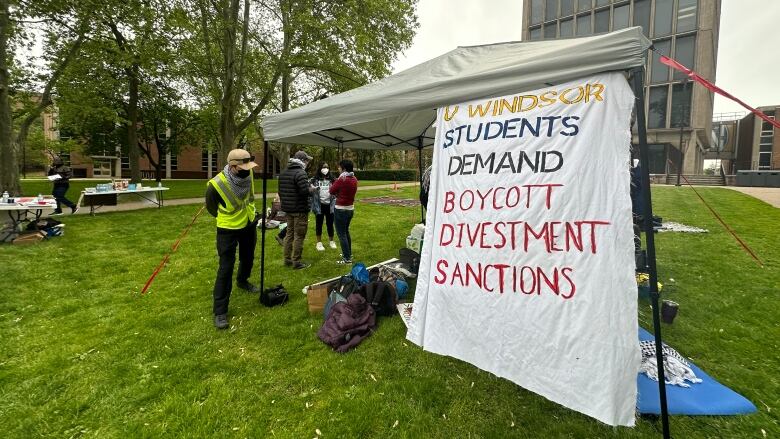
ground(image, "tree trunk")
xmin=0 ymin=0 xmax=20 ymax=195
xmin=127 ymin=64 xmax=141 ymax=182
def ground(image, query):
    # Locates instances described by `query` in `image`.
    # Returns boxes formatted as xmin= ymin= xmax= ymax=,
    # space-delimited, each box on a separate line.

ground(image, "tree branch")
xmin=14 ymin=32 xmax=86 ymax=147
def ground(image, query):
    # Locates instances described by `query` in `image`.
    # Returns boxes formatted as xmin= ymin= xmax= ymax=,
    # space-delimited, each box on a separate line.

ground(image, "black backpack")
xmin=357 ymin=281 xmax=397 ymax=316
xmin=399 ymin=248 xmax=420 ymax=273
xmin=260 ymin=284 xmax=289 ymax=307
xmin=329 ymin=275 xmax=360 ymax=298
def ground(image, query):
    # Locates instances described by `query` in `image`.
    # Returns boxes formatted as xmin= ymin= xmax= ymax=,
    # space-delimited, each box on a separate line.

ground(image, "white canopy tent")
xmin=258 ymin=27 xmax=673 ymax=437
xmin=262 ymin=27 xmax=650 ymax=149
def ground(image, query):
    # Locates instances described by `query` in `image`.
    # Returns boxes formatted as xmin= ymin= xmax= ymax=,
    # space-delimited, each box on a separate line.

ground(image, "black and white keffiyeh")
xmin=222 ymin=164 xmax=252 ymax=200
xmin=639 ymin=341 xmax=702 ymax=387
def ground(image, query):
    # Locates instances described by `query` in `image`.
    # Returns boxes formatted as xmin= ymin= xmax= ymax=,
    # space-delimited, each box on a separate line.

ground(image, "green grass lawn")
xmin=19 ymin=179 xmax=401 ymax=201
xmin=1 ymin=186 xmax=778 ymax=438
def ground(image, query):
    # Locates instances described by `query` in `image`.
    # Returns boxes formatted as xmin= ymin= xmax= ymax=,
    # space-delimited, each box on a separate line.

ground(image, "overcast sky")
xmin=392 ymin=0 xmax=780 ymax=116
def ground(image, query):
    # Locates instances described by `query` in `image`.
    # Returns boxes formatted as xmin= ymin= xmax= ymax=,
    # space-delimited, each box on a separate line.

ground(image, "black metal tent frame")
xmin=257 ymin=65 xmax=671 ymax=438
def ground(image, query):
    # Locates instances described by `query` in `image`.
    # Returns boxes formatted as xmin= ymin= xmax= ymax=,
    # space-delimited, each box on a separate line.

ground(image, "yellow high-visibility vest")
xmin=207 ymin=171 xmax=256 ymax=229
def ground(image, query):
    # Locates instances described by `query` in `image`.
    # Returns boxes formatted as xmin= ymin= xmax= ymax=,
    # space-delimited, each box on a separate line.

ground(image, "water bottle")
xmin=37 ymin=193 xmax=43 ymax=202
xmin=1 ymin=191 xmax=8 ymax=203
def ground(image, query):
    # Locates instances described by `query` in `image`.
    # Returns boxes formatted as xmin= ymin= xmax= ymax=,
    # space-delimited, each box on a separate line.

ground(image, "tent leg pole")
xmin=260 ymin=140 xmax=269 ymax=295
xmin=632 ymin=68 xmax=670 ymax=439
xmin=417 ymin=138 xmax=424 ymax=224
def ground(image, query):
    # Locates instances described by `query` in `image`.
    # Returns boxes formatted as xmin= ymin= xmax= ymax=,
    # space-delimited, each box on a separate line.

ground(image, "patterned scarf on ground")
xmin=223 ymin=164 xmax=252 ymax=200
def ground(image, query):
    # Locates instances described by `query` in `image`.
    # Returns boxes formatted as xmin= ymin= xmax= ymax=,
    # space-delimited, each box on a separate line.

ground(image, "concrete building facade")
xmin=522 ymin=0 xmax=721 ymax=176
xmin=711 ymin=106 xmax=779 ymax=174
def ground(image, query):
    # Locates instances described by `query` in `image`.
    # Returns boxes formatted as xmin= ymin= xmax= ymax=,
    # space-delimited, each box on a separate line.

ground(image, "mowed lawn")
xmin=1 ymin=186 xmax=778 ymax=438
xmin=19 ymin=178 xmax=399 ymax=201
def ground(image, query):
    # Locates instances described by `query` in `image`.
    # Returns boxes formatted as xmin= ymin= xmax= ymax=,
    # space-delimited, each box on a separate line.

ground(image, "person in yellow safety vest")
xmin=205 ymin=149 xmax=261 ymax=330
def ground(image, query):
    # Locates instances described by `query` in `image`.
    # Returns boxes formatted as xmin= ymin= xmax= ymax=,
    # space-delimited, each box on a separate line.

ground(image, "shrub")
xmin=354 ymin=169 xmax=417 ymax=181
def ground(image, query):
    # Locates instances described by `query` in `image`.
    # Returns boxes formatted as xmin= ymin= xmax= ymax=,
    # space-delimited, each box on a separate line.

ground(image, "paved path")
xmin=71 ymin=182 xmax=420 ymax=215
xmin=725 ymin=186 xmax=780 ymax=208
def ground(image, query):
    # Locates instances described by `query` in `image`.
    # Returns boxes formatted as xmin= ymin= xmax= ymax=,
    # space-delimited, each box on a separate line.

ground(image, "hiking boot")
xmin=293 ymin=261 xmax=311 ymax=270
xmin=316 ymin=242 xmax=325 ymax=251
xmin=71 ymin=206 xmax=80 ymax=214
xmin=329 ymin=241 xmax=337 ymax=249
xmin=237 ymin=281 xmax=260 ymax=293
xmin=214 ymin=314 xmax=229 ymax=330
xmin=284 ymin=260 xmax=293 ymax=267
xmin=275 ymin=235 xmax=284 ymax=246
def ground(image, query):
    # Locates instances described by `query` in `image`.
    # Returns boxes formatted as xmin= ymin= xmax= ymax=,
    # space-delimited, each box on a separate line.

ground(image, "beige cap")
xmin=227 ymin=149 xmax=258 ymax=170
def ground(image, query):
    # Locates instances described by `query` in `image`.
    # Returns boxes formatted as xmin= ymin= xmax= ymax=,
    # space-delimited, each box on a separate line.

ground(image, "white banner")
xmin=407 ymin=72 xmax=640 ymax=426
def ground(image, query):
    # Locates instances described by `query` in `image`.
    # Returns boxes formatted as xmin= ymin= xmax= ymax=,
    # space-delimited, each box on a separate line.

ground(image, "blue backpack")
xmin=350 ymin=262 xmax=370 ymax=285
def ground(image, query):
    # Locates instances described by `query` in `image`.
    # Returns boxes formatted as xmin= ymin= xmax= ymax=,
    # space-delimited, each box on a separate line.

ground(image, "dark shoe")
xmin=284 ymin=260 xmax=293 ymax=267
xmin=51 ymin=210 xmax=64 ymax=216
xmin=293 ymin=262 xmax=311 ymax=270
xmin=336 ymin=258 xmax=352 ymax=265
xmin=237 ymin=281 xmax=261 ymax=293
xmin=214 ymin=314 xmax=229 ymax=330
xmin=275 ymin=235 xmax=284 ymax=246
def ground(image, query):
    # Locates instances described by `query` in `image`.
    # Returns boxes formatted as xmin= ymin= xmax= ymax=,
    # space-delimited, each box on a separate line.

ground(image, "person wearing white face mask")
xmin=310 ymin=162 xmax=337 ymax=251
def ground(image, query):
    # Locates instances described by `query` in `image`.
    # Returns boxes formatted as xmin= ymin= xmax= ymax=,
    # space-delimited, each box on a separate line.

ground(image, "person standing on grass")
xmin=278 ymin=150 xmax=316 ymax=270
xmin=48 ymin=156 xmax=79 ymax=215
xmin=330 ymin=159 xmax=358 ymax=264
xmin=310 ymin=162 xmax=337 ymax=252
xmin=205 ymin=149 xmax=261 ymax=330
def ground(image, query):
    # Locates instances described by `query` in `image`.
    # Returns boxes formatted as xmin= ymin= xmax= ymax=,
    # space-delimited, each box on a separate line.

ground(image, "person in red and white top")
xmin=329 ymin=159 xmax=358 ymax=264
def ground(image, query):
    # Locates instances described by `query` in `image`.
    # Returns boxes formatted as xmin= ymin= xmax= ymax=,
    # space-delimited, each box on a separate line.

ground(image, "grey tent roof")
xmin=261 ymin=27 xmax=651 ymax=150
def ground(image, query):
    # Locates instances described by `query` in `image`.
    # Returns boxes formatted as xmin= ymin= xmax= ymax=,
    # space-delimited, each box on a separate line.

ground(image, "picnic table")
xmin=77 ymin=186 xmax=169 ymax=215
xmin=0 ymin=197 xmax=57 ymax=242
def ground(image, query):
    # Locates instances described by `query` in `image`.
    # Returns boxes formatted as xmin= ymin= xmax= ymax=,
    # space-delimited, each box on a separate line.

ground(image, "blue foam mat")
xmin=637 ymin=328 xmax=757 ymax=415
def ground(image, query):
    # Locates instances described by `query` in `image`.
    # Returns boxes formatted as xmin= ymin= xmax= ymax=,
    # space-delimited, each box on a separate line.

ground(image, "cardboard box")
xmin=13 ymin=231 xmax=45 ymax=245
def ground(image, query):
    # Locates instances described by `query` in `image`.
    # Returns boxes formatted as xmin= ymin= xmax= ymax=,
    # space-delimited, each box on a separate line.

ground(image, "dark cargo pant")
xmin=283 ymin=212 xmax=309 ymax=263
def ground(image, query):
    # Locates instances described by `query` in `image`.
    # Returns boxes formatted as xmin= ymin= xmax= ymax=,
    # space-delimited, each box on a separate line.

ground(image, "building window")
xmin=545 ymin=0 xmax=558 ymax=21
xmin=673 ymin=35 xmax=696 ymax=79
xmin=595 ymin=0 xmax=609 ymax=6
xmin=202 ymin=151 xmax=218 ymax=171
xmin=93 ymin=159 xmax=113 ymax=177
xmin=531 ymin=0 xmax=544 ymax=24
xmin=560 ymin=18 xmax=574 ymax=36
xmin=612 ymin=4 xmax=629 ymax=30
xmin=576 ymin=13 xmax=591 ymax=36
xmin=633 ymin=0 xmax=651 ymax=36
xmin=647 ymin=144 xmax=668 ymax=174
xmin=653 ymin=0 xmax=674 ymax=37
xmin=121 ymin=155 xmax=129 ymax=169
xmin=530 ymin=26 xmax=542 ymax=40
xmin=168 ymin=153 xmax=178 ymax=170
xmin=670 ymin=82 xmax=692 ymax=127
xmin=650 ymin=40 xmax=671 ymax=83
xmin=544 ymin=21 xmax=557 ymax=38
xmin=712 ymin=124 xmax=729 ymax=152
xmin=758 ymin=152 xmax=771 ymax=169
xmin=560 ymin=0 xmax=574 ymax=17
xmin=577 ymin=0 xmax=592 ymax=12
xmin=676 ymin=0 xmax=698 ymax=33
xmin=759 ymin=115 xmax=774 ymax=169
xmin=594 ymin=9 xmax=609 ymax=33
xmin=648 ymin=86 xmax=668 ymax=129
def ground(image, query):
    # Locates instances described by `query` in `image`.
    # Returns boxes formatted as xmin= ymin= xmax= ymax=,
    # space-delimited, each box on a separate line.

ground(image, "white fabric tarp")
xmin=406 ymin=72 xmax=640 ymax=426
xmin=261 ymin=28 xmax=650 ymax=150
